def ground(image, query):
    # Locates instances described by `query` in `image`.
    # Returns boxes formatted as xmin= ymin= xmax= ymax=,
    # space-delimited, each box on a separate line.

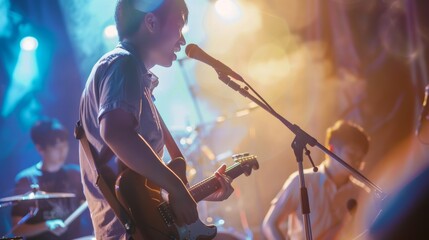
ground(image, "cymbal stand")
xmin=4 ymin=185 xmax=40 ymax=238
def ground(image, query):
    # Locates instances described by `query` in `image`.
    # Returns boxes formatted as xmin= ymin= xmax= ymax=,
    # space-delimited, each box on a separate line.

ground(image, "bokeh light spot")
xmin=215 ymin=0 xmax=241 ymax=21
xmin=20 ymin=36 xmax=38 ymax=51
xmin=103 ymin=25 xmax=118 ymax=39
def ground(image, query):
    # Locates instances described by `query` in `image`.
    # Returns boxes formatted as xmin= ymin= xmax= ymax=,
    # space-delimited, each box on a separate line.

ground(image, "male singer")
xmin=79 ymin=0 xmax=234 ymax=239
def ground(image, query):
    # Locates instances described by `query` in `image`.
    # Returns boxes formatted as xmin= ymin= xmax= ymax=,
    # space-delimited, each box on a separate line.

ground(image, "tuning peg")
xmin=232 ymin=152 xmax=250 ymax=160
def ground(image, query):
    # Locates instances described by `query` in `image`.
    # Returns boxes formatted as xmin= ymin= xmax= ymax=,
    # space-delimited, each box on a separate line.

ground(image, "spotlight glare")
xmin=20 ymin=36 xmax=38 ymax=51
xmin=104 ymin=25 xmax=118 ymax=39
xmin=216 ymin=116 xmax=226 ymax=122
xmin=215 ymin=0 xmax=241 ymax=21
xmin=235 ymin=109 xmax=250 ymax=117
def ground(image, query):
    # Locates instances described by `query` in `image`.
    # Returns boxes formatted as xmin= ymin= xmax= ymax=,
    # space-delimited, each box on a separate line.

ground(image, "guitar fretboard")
xmin=189 ymin=156 xmax=255 ymax=202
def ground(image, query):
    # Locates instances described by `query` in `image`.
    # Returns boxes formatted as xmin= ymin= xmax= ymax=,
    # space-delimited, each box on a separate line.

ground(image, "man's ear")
xmin=144 ymin=12 xmax=159 ymax=33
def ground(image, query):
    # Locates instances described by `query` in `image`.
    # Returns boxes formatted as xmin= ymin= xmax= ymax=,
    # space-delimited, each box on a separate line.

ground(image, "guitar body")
xmin=115 ymin=158 xmax=217 ymax=240
xmin=115 ymin=153 xmax=259 ymax=240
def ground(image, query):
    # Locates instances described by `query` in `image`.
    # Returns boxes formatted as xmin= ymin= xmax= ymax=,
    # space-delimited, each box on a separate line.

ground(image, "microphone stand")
xmin=215 ymin=72 xmax=385 ymax=240
xmin=176 ymin=59 xmax=211 ymax=222
xmin=177 ymin=59 xmax=206 ymax=125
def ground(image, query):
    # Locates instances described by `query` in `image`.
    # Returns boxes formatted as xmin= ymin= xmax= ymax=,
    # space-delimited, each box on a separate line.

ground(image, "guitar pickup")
xmin=158 ymin=202 xmax=175 ymax=227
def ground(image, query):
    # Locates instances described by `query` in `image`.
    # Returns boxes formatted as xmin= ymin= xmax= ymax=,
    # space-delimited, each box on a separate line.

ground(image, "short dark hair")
xmin=115 ymin=0 xmax=189 ymax=41
xmin=30 ymin=119 xmax=68 ymax=149
xmin=326 ymin=120 xmax=370 ymax=155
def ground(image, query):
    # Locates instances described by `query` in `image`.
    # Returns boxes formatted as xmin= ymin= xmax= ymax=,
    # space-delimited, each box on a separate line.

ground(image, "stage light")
xmin=216 ymin=116 xmax=226 ymax=122
xmin=104 ymin=25 xmax=117 ymax=39
xmin=20 ymin=36 xmax=38 ymax=51
xmin=214 ymin=0 xmax=241 ymax=21
xmin=248 ymin=101 xmax=258 ymax=109
xmin=235 ymin=109 xmax=250 ymax=117
xmin=2 ymin=42 xmax=39 ymax=117
xmin=216 ymin=218 xmax=225 ymax=226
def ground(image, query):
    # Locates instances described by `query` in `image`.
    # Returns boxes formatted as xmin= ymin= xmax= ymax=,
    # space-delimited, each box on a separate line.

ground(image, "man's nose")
xmin=179 ymin=33 xmax=186 ymax=46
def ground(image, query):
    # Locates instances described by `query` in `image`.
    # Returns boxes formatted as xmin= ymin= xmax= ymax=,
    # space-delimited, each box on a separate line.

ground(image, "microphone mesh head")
xmin=185 ymin=44 xmax=198 ymax=57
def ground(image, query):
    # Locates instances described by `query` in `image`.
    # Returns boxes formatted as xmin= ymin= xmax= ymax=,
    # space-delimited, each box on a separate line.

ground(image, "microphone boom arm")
xmin=216 ymin=72 xmax=385 ymax=198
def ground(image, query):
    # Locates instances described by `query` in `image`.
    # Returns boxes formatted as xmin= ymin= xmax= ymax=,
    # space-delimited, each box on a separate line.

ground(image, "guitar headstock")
xmin=232 ymin=152 xmax=259 ymax=176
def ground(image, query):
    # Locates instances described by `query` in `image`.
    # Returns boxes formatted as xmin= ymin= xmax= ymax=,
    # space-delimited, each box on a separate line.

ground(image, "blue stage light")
xmin=20 ymin=36 xmax=38 ymax=51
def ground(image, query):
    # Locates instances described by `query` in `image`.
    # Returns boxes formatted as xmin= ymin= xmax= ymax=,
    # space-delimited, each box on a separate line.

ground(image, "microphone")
xmin=185 ymin=44 xmax=244 ymax=81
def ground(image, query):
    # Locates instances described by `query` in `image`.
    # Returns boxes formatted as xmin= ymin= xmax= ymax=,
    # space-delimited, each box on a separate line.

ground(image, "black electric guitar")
xmin=115 ymin=153 xmax=259 ymax=240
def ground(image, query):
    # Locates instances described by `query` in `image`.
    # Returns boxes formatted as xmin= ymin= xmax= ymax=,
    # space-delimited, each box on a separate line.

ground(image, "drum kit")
xmin=1 ymin=182 xmax=247 ymax=240
xmin=0 ymin=184 xmax=76 ymax=239
xmin=0 ymin=184 xmax=75 ymax=206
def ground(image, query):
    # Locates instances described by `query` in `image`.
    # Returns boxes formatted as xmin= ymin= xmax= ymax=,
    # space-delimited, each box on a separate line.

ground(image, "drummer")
xmin=11 ymin=119 xmax=91 ymax=239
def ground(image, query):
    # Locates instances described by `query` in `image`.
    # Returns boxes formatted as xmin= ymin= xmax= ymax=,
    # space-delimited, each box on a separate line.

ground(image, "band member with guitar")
xmin=11 ymin=119 xmax=90 ymax=239
xmin=78 ymin=0 xmax=234 ymax=239
xmin=262 ymin=120 xmax=371 ymax=240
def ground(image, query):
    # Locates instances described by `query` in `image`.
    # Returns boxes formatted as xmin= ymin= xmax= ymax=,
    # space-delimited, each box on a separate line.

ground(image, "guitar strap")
xmin=74 ymin=120 xmax=138 ymax=239
xmin=156 ymin=109 xmax=188 ymax=185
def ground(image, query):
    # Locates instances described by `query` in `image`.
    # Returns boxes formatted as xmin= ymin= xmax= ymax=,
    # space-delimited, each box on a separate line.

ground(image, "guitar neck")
xmin=189 ymin=162 xmax=244 ymax=202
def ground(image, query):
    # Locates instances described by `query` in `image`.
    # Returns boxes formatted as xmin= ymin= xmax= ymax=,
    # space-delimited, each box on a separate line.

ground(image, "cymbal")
xmin=0 ymin=191 xmax=75 ymax=203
